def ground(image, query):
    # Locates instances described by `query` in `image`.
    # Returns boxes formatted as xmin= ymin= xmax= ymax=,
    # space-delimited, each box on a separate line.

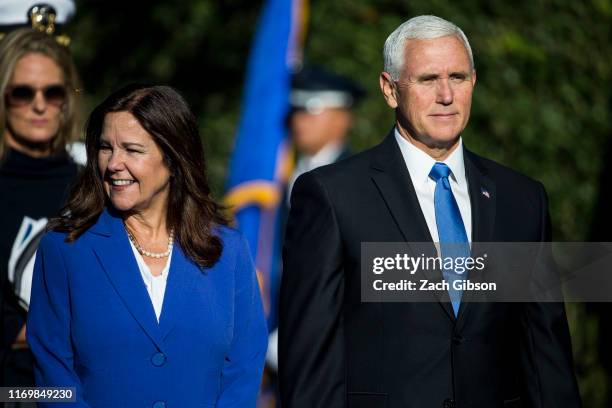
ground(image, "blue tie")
xmin=429 ymin=162 xmax=470 ymax=316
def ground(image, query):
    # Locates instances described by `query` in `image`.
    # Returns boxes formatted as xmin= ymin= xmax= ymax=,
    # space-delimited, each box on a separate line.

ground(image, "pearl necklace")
xmin=125 ymin=226 xmax=174 ymax=259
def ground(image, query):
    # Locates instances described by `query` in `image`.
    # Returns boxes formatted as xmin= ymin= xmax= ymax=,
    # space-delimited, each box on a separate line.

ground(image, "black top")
xmin=0 ymin=148 xmax=79 ymax=350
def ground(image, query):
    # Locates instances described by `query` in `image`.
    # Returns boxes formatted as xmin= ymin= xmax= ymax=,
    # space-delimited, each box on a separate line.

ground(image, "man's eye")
xmin=420 ymin=77 xmax=436 ymax=84
xmin=99 ymin=145 xmax=111 ymax=151
xmin=450 ymin=74 xmax=467 ymax=83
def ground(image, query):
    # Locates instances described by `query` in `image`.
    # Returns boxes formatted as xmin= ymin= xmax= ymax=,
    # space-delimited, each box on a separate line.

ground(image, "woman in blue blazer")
xmin=27 ymin=84 xmax=267 ymax=407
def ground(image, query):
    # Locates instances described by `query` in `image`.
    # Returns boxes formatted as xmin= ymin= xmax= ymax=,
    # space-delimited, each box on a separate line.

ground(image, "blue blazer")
xmin=27 ymin=209 xmax=267 ymax=407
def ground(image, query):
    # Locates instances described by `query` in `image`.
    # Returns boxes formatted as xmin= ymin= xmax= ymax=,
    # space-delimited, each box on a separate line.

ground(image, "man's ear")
xmin=379 ymin=71 xmax=398 ymax=109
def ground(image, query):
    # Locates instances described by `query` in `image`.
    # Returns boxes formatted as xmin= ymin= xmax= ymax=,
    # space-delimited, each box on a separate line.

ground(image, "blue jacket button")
xmin=151 ymin=352 xmax=166 ymax=367
xmin=152 ymin=401 xmax=166 ymax=408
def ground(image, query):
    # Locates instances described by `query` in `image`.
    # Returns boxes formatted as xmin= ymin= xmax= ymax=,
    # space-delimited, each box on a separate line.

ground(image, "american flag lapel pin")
xmin=481 ymin=187 xmax=491 ymax=199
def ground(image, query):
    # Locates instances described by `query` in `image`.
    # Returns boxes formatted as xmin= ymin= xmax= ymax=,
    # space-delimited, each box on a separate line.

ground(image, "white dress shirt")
xmin=128 ymin=240 xmax=172 ymax=322
xmin=394 ymin=128 xmax=472 ymax=244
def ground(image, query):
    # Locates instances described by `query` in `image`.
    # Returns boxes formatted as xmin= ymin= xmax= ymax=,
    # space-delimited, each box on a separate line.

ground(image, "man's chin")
xmin=410 ymin=130 xmax=461 ymax=151
xmin=426 ymin=134 xmax=462 ymax=150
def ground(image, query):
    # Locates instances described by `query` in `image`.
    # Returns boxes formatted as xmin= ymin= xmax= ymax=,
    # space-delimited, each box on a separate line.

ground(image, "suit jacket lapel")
xmin=158 ymin=244 xmax=198 ymax=341
xmin=370 ymin=131 xmax=455 ymax=320
xmin=370 ymin=132 xmax=433 ymax=245
xmin=90 ymin=209 xmax=165 ymax=352
xmin=456 ymin=148 xmax=497 ymax=326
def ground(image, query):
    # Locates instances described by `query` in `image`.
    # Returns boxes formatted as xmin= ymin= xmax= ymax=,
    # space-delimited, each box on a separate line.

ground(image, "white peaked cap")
xmin=0 ymin=0 xmax=76 ymax=25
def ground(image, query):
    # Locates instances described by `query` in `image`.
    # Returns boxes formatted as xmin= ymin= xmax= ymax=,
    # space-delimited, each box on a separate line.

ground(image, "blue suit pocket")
xmin=348 ymin=392 xmax=388 ymax=408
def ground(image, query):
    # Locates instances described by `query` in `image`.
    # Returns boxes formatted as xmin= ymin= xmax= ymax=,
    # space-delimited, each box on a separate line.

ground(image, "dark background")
xmin=67 ymin=0 xmax=612 ymax=404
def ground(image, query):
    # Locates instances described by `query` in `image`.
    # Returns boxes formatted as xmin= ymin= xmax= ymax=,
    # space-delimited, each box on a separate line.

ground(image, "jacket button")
xmin=443 ymin=398 xmax=455 ymax=408
xmin=452 ymin=334 xmax=465 ymax=345
xmin=152 ymin=401 xmax=166 ymax=408
xmin=151 ymin=352 xmax=166 ymax=367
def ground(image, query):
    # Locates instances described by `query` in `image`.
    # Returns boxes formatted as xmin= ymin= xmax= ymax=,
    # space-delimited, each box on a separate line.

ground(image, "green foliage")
xmin=67 ymin=1 xmax=611 ymax=403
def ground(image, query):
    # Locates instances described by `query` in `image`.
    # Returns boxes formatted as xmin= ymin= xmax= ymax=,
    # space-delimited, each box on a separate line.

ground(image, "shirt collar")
xmin=394 ymin=127 xmax=466 ymax=186
xmin=297 ymin=141 xmax=344 ymax=173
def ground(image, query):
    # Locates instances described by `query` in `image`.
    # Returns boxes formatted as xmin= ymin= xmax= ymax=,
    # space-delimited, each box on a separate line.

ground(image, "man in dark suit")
xmin=279 ymin=15 xmax=581 ymax=408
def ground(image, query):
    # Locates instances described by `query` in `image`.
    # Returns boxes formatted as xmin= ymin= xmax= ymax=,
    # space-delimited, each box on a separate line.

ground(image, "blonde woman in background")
xmin=0 ymin=28 xmax=82 ymax=391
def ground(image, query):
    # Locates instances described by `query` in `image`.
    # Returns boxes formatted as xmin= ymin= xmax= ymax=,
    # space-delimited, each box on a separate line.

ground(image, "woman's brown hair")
xmin=48 ymin=84 xmax=228 ymax=268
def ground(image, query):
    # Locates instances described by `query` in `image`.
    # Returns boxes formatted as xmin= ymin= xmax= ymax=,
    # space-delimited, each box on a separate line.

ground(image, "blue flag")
xmin=225 ymin=0 xmax=306 ymax=330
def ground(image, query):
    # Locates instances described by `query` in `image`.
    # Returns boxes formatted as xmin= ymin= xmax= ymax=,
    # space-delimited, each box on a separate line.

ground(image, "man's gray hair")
xmin=383 ymin=15 xmax=474 ymax=81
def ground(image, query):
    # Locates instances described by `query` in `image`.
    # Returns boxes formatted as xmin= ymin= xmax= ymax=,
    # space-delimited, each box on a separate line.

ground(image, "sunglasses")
xmin=5 ymin=84 xmax=67 ymax=107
